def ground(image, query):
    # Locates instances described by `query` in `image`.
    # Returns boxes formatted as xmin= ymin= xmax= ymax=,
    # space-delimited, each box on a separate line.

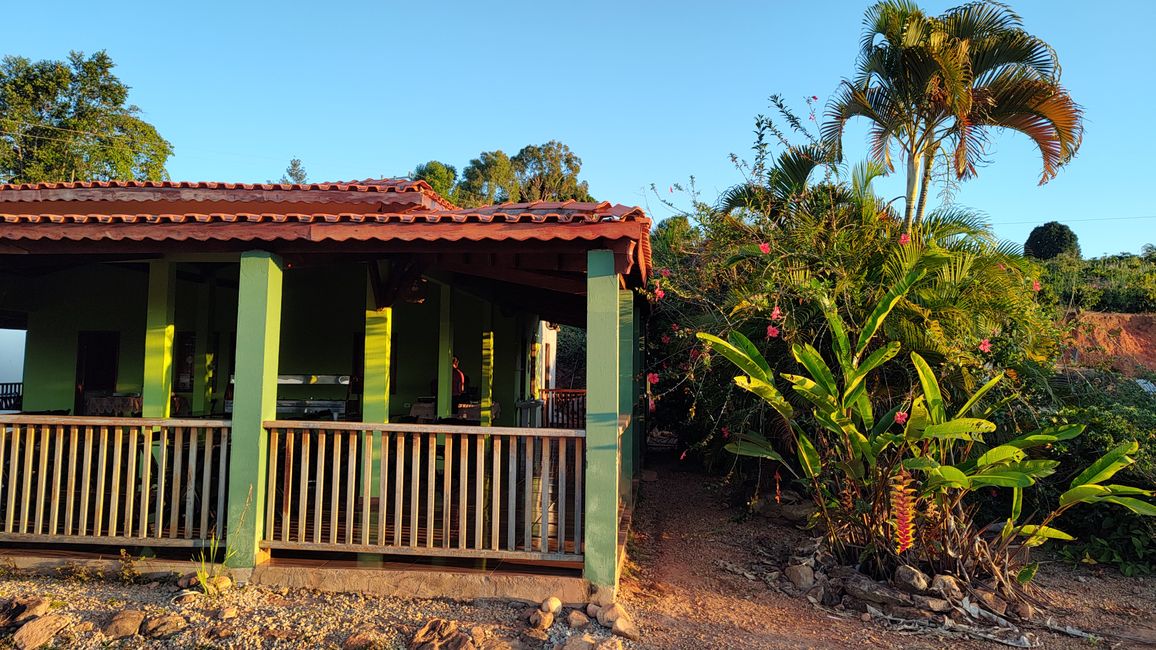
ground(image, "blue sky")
xmin=5 ymin=0 xmax=1154 ymax=256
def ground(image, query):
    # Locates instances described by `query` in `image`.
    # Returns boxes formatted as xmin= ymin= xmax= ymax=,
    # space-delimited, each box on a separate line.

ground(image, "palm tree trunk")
xmin=903 ymin=149 xmax=920 ymax=232
xmin=914 ymin=145 xmax=937 ymax=226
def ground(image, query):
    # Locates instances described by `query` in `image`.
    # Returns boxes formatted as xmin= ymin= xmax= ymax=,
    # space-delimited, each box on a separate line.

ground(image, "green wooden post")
xmin=191 ymin=276 xmax=215 ymax=415
xmin=227 ymin=251 xmax=283 ymax=568
xmin=142 ymin=260 xmax=176 ymax=418
xmin=363 ymin=282 xmax=392 ymax=424
xmin=584 ymin=250 xmax=620 ymax=589
xmin=633 ymin=303 xmax=644 ymax=482
xmin=436 ymin=284 xmax=453 ymax=419
xmin=618 ymin=290 xmax=635 ymax=509
xmin=480 ymin=330 xmax=494 ymax=427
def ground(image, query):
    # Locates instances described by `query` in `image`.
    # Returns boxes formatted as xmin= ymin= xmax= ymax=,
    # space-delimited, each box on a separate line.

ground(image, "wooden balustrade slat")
xmin=298 ymin=432 xmax=310 ymax=543
xmin=473 ymin=434 xmax=483 ymax=550
xmin=200 ymin=428 xmax=213 ymax=539
xmin=266 ymin=428 xmax=279 ymax=543
xmin=50 ymin=425 xmax=63 ymax=535
xmin=170 ymin=427 xmax=184 ymax=539
xmin=393 ymin=432 xmax=403 ymax=547
xmin=314 ymin=430 xmax=326 ymax=544
xmin=283 ymin=430 xmax=295 ymax=543
xmin=491 ymin=436 xmax=501 ymax=551
xmin=216 ymin=429 xmax=228 ymax=540
xmin=34 ymin=425 xmax=48 ymax=535
xmin=523 ymin=436 xmax=532 ymax=552
xmin=108 ymin=426 xmax=123 ymax=537
xmin=139 ymin=427 xmax=152 ymax=538
xmin=425 ymin=432 xmax=435 ymax=548
xmin=345 ymin=432 xmax=356 ymax=545
xmin=558 ymin=437 xmax=567 ymax=553
xmin=409 ymin=433 xmax=420 ymax=548
xmin=378 ymin=431 xmax=389 ymax=546
xmin=457 ymin=433 xmax=467 ymax=550
xmin=124 ymin=426 xmax=138 ymax=538
xmin=574 ymin=440 xmax=584 ymax=555
xmin=79 ymin=426 xmax=92 ymax=536
xmin=362 ymin=431 xmax=372 ymax=546
xmin=0 ymin=425 xmax=10 ymax=533
xmin=441 ymin=433 xmax=452 ymax=548
xmin=155 ymin=428 xmax=168 ymax=539
xmin=185 ymin=429 xmax=198 ymax=539
xmin=540 ymin=437 xmax=551 ymax=553
xmin=330 ymin=431 xmax=340 ymax=545
xmin=93 ymin=426 xmax=107 ymax=537
xmin=506 ymin=437 xmax=516 ymax=551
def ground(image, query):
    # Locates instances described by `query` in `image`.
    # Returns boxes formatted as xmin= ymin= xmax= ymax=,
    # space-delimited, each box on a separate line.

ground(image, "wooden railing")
xmin=0 ymin=383 xmax=21 ymax=411
xmin=541 ymin=388 xmax=586 ymax=429
xmin=262 ymin=421 xmax=585 ymax=563
xmin=0 ymin=416 xmax=230 ymax=547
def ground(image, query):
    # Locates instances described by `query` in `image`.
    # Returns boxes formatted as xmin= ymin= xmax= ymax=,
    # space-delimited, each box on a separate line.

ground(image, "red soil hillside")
xmin=1064 ymin=312 xmax=1156 ymax=376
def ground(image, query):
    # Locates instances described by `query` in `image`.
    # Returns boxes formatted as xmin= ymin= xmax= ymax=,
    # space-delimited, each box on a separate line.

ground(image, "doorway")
xmin=74 ymin=331 xmax=120 ymax=416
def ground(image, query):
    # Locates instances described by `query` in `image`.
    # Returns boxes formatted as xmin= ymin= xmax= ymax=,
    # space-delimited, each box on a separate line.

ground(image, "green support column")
xmin=142 ymin=261 xmax=176 ymax=418
xmin=191 ymin=276 xmax=216 ymax=416
xmin=618 ymin=290 xmax=635 ymax=508
xmin=227 ymin=251 xmax=283 ymax=568
xmin=363 ymin=283 xmax=392 ymax=424
xmin=436 ymin=284 xmax=454 ymax=419
xmin=584 ymin=250 xmax=621 ymax=589
xmin=633 ymin=304 xmax=644 ymax=483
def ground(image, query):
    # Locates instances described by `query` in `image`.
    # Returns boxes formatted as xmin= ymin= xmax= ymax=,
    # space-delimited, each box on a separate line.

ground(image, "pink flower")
xmin=899 ymin=233 xmax=911 ymax=245
xmin=660 ymin=268 xmax=671 ymax=278
xmin=1032 ymin=280 xmax=1041 ymax=292
xmin=671 ymin=323 xmax=680 ymax=331
xmin=690 ymin=348 xmax=701 ymax=360
xmin=648 ymin=397 xmax=656 ymax=413
xmin=766 ymin=325 xmax=780 ymax=339
xmin=758 ymin=242 xmax=770 ymax=254
xmin=661 ymin=335 xmax=671 ymax=345
xmin=721 ymin=426 xmax=730 ymax=439
xmin=647 ymin=372 xmax=660 ymax=385
xmin=979 ymin=338 xmax=993 ymax=353
xmin=770 ymin=305 xmax=783 ymax=321
xmin=812 ymin=95 xmax=819 ymax=100
xmin=680 ymin=450 xmax=687 ymax=461
xmin=894 ymin=411 xmax=909 ymax=425
xmin=997 ymin=263 xmax=1006 ymax=271
xmin=654 ymin=289 xmax=665 ymax=300
xmin=669 ymin=186 xmax=673 ymax=193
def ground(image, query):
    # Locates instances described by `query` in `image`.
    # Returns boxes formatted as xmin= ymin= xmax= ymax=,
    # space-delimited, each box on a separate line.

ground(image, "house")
xmin=0 ymin=178 xmax=649 ymax=597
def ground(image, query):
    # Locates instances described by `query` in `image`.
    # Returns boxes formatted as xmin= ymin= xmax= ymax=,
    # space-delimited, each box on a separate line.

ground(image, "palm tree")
xmin=822 ymin=0 xmax=1084 ymax=231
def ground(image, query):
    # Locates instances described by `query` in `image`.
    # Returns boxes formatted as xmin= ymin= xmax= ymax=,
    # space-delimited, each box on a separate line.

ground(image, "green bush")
xmin=1024 ymin=221 xmax=1080 ymax=260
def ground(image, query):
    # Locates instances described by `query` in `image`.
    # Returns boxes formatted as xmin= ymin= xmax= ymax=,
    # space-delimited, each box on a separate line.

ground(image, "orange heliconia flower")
xmin=891 ymin=470 xmax=916 ymax=554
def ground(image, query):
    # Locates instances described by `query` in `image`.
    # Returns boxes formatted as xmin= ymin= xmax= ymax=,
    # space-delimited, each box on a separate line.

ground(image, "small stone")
xmin=528 ymin=609 xmax=553 ymax=630
xmin=784 ymin=564 xmax=815 ymax=590
xmin=1011 ymin=602 xmax=1034 ymax=620
xmin=540 ymin=596 xmax=562 ymax=615
xmin=176 ymin=573 xmax=199 ymax=589
xmin=103 ymin=610 xmax=146 ymax=640
xmin=73 ymin=622 xmax=95 ymax=634
xmin=412 ymin=618 xmax=476 ymax=650
xmin=975 ymin=590 xmax=1008 ymax=616
xmin=344 ymin=629 xmax=385 ymax=650
xmin=13 ymin=614 xmax=69 ymax=650
xmin=914 ymin=596 xmax=952 ymax=613
xmin=590 ymin=585 xmax=615 ymax=608
xmin=207 ymin=625 xmax=235 ymax=640
xmin=893 ymin=565 xmax=930 ymax=594
xmin=594 ymin=638 xmax=624 ymax=650
xmin=13 ymin=597 xmax=49 ymax=624
xmin=585 ymin=603 xmax=602 ymax=618
xmin=596 ymin=603 xmax=624 ymax=627
xmin=219 ymin=606 xmax=238 ymax=620
xmin=1077 ymin=576 xmax=1088 ymax=584
xmin=567 ymin=609 xmax=590 ymax=629
xmin=805 ymin=583 xmax=825 ymax=604
xmin=520 ymin=628 xmax=548 ymax=644
xmin=611 ymin=615 xmax=640 ymax=641
xmin=143 ymin=613 xmax=188 ymax=639
xmin=562 ymin=634 xmax=598 ymax=650
xmin=860 ymin=612 xmax=872 ymax=622
xmin=930 ymin=574 xmax=964 ymax=600
xmin=173 ymin=589 xmax=201 ymax=605
xmin=208 ymin=575 xmax=233 ymax=594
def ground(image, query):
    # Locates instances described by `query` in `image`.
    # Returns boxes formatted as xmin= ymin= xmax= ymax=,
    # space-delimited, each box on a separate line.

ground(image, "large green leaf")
xmin=1070 ymin=441 xmax=1139 ymax=488
xmin=851 ymin=391 xmax=875 ymax=435
xmin=1016 ymin=562 xmax=1038 ymax=584
xmin=920 ymin=418 xmax=995 ymax=441
xmin=1008 ymin=459 xmax=1060 ymax=479
xmin=1059 ymin=484 xmax=1111 ymax=507
xmin=976 ymin=444 xmax=1025 ymax=467
xmin=792 ymin=344 xmax=839 ymax=399
xmin=1015 ymin=525 xmax=1075 ymax=546
xmin=954 ymin=371 xmax=1005 ymax=418
xmin=728 ymin=331 xmax=772 ymax=379
xmin=697 ymin=332 xmax=770 ymax=383
xmin=734 ymin=376 xmax=795 ymax=420
xmin=816 ymin=291 xmax=852 ymax=371
xmin=911 ymin=352 xmax=945 ymax=423
xmin=781 ymin=373 xmax=839 ymax=411
xmin=854 ymin=266 xmax=926 ymax=359
xmin=1099 ymin=496 xmax=1156 ymax=516
xmin=796 ymin=432 xmax=822 ymax=479
xmin=843 ymin=341 xmax=901 ymax=404
xmin=1005 ymin=424 xmax=1085 ymax=451
xmin=724 ymin=433 xmax=787 ymax=464
xmin=970 ymin=470 xmax=1034 ymax=488
xmin=931 ymin=465 xmax=970 ymax=488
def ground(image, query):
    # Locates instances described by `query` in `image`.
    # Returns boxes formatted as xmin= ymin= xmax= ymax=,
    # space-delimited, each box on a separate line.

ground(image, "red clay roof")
xmin=0 ymin=178 xmax=424 ymax=194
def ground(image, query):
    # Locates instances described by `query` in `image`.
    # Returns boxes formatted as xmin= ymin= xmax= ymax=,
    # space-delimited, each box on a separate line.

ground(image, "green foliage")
xmin=412 ymin=160 xmax=457 ymax=198
xmin=279 ymin=158 xmax=308 ymax=184
xmin=1024 ymin=221 xmax=1080 ymax=260
xmin=0 ymin=51 xmax=172 ymax=183
xmin=422 ymin=141 xmax=594 ymax=207
xmin=1040 ymin=250 xmax=1156 ymax=313
xmin=459 ymin=150 xmax=519 ymax=205
xmin=554 ymin=325 xmax=586 ymax=389
xmin=511 ymin=140 xmax=593 ymax=203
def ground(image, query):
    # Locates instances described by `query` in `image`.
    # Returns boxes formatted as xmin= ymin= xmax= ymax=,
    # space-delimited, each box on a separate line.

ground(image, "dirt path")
xmin=620 ymin=454 xmax=1156 ymax=650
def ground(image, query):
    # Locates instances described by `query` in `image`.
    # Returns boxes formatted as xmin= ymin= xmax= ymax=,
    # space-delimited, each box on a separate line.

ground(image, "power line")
xmin=991 ymin=215 xmax=1156 ymax=226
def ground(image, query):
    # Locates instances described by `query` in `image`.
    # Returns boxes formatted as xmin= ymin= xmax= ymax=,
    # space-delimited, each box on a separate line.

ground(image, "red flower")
xmin=721 ymin=425 xmax=730 ymax=439
xmin=894 ymin=411 xmax=909 ymax=425
xmin=770 ymin=305 xmax=783 ymax=321
xmin=892 ymin=471 xmax=916 ymax=554
xmin=997 ymin=263 xmax=1007 ymax=271
xmin=689 ymin=348 xmax=701 ymax=360
xmin=680 ymin=450 xmax=687 ymax=461
xmin=766 ymin=325 xmax=780 ymax=339
xmin=660 ymin=268 xmax=671 ymax=278
xmin=654 ymin=289 xmax=665 ymax=300
xmin=671 ymin=323 xmax=680 ymax=331
xmin=647 ymin=372 xmax=660 ymax=384
xmin=661 ymin=335 xmax=671 ymax=345
xmin=899 ymin=233 xmax=911 ymax=245
xmin=979 ymin=338 xmax=993 ymax=353
xmin=811 ymin=95 xmax=819 ymax=100
xmin=1032 ymin=280 xmax=1041 ymax=292
xmin=758 ymin=242 xmax=770 ymax=254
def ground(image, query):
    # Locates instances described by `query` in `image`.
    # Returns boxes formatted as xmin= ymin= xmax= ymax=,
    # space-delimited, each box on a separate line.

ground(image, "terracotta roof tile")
xmin=0 ymin=178 xmax=425 ymax=193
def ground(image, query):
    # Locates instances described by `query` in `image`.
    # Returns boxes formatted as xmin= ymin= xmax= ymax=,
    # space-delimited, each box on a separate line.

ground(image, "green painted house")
xmin=0 ymin=178 xmax=650 ymax=592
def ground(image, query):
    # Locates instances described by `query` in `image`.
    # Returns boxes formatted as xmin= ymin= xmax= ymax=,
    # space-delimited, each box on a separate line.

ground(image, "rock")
xmin=893 ymin=565 xmax=930 ymax=594
xmin=975 ymin=590 xmax=1008 ymax=617
xmin=805 ymin=583 xmax=825 ymax=604
xmin=585 ymin=603 xmax=602 ymax=618
xmin=844 ymin=576 xmax=912 ymax=607
xmin=344 ymin=629 xmax=385 ymax=650
xmin=590 ymin=584 xmax=615 ymax=608
xmin=611 ymin=615 xmax=641 ymax=641
xmin=219 ymin=606 xmax=239 ymax=620
xmin=596 ymin=603 xmax=624 ymax=627
xmin=913 ymin=596 xmax=952 ymax=613
xmin=173 ymin=589 xmax=201 ymax=605
xmin=103 ymin=610 xmax=145 ymax=640
xmin=13 ymin=614 xmax=69 ymax=650
xmin=593 ymin=640 xmax=623 ymax=650
xmin=519 ymin=628 xmax=548 ymax=644
xmin=528 ymin=609 xmax=553 ymax=630
xmin=1011 ymin=601 xmax=1034 ymax=620
xmin=73 ymin=621 xmax=95 ymax=634
xmin=11 ymin=597 xmax=49 ymax=625
xmin=562 ymin=634 xmax=598 ymax=650
xmin=780 ymin=504 xmax=816 ymax=523
xmin=785 ymin=564 xmax=815 ymax=590
xmin=567 ymin=609 xmax=590 ymax=629
xmin=412 ymin=618 xmax=476 ymax=650
xmin=887 ymin=606 xmax=936 ymax=621
xmin=208 ymin=575 xmax=233 ymax=594
xmin=859 ymin=612 xmax=872 ymax=622
xmin=143 ymin=614 xmax=187 ymax=639
xmin=540 ymin=596 xmax=562 ymax=615
xmin=930 ymin=574 xmax=964 ymax=601
xmin=176 ymin=573 xmax=199 ymax=589
xmin=207 ymin=625 xmax=235 ymax=641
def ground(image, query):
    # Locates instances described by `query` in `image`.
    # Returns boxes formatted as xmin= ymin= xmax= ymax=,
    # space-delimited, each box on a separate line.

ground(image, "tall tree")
xmin=512 ymin=140 xmax=593 ymax=203
xmin=411 ymin=160 xmax=456 ymax=198
xmin=822 ymin=1 xmax=1084 ymax=230
xmin=279 ymin=157 xmax=308 ymax=184
xmin=458 ymin=150 xmax=519 ymax=206
xmin=1024 ymin=221 xmax=1079 ymax=259
xmin=0 ymin=51 xmax=172 ymax=183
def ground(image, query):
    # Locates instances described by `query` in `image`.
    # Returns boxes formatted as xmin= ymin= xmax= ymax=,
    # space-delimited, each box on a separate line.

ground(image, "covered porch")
xmin=0 ymin=179 xmax=649 ymax=592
